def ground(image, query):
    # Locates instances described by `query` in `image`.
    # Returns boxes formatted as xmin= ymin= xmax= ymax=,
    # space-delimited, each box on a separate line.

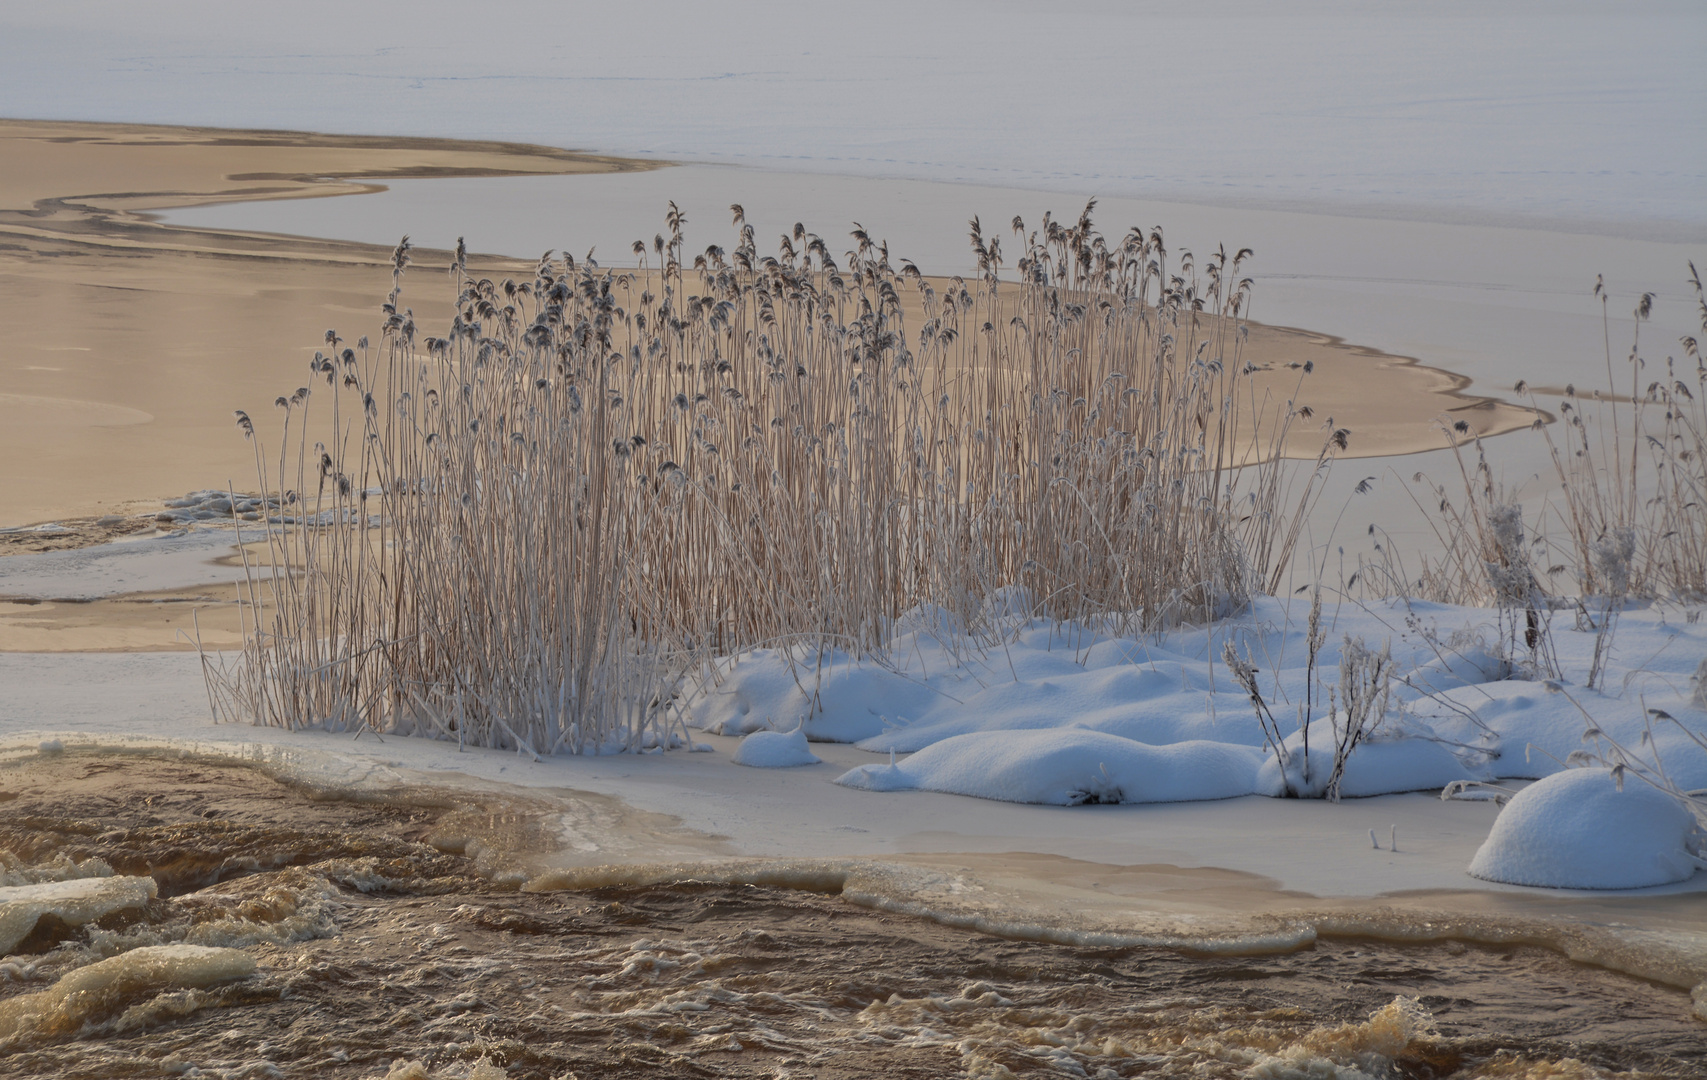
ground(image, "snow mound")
xmin=731 ymin=727 xmax=821 ymax=768
xmin=1403 ymin=643 xmax=1507 ymax=695
xmin=688 ymin=648 xmax=934 ymax=743
xmin=0 ymin=876 xmax=157 ymax=955
xmin=835 ymin=730 xmax=1262 ymax=806
xmin=1257 ymin=719 xmax=1483 ymax=798
xmin=853 ymin=660 xmax=1253 ymax=755
xmin=1468 ymin=768 xmax=1704 ymax=889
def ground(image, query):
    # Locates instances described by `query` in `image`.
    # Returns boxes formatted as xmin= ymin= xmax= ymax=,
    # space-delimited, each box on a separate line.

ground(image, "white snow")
xmin=1469 ymin=768 xmax=1706 ymax=890
xmin=731 ymin=727 xmax=820 ymax=769
xmin=836 ymin=730 xmax=1262 ymax=806
xmin=1256 ymin=720 xmax=1483 ymax=800
xmin=684 ymin=596 xmax=1707 ymax=818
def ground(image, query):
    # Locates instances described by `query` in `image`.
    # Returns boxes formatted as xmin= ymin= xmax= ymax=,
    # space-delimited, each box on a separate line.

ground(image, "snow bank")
xmin=731 ymin=727 xmax=821 ymax=768
xmin=1468 ymin=768 xmax=1704 ymax=889
xmin=688 ymin=648 xmax=937 ymax=743
xmin=854 ymin=660 xmax=1255 ymax=755
xmin=836 ymin=730 xmax=1262 ymax=806
xmin=0 ymin=876 xmax=157 ymax=955
xmin=686 ymin=599 xmax=1706 ymax=821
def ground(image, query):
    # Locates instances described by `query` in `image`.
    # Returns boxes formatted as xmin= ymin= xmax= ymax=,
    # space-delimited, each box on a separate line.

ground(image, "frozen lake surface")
xmin=4 ymin=0 xmax=1702 ymax=237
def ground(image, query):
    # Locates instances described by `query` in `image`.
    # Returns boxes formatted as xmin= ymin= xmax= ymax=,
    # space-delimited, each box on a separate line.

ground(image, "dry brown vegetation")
xmin=202 ymin=204 xmax=1348 ymax=751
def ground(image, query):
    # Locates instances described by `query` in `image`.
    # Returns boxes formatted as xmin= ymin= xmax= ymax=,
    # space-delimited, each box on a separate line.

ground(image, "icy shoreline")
xmin=2 ymin=730 xmax=1703 ymax=1016
xmin=4 ymin=531 xmax=1704 ymax=1009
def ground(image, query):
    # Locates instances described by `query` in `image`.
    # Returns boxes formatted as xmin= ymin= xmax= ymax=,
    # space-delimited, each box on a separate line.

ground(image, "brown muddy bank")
xmin=0 ymin=753 xmax=1701 ymax=1079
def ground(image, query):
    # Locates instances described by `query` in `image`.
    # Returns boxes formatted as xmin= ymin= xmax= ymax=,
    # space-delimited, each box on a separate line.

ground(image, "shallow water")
xmin=1 ymin=753 xmax=1701 ymax=1079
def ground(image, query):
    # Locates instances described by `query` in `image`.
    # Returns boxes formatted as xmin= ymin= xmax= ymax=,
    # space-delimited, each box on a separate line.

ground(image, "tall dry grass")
xmin=202 ymin=204 xmax=1339 ymax=751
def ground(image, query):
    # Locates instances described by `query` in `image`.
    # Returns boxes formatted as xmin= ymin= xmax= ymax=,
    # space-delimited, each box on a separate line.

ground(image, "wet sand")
xmin=0 ymin=118 xmax=1534 ymax=533
xmin=0 ymin=527 xmax=272 ymax=652
xmin=2 ymin=751 xmax=1701 ymax=1079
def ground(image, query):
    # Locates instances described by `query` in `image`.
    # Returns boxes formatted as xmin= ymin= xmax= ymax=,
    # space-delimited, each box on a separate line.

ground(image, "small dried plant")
xmin=1325 ymin=635 xmax=1395 ymax=803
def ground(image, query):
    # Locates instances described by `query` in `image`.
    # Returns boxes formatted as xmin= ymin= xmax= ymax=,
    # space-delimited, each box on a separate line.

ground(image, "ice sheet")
xmin=4 ymin=2 xmax=1700 ymax=234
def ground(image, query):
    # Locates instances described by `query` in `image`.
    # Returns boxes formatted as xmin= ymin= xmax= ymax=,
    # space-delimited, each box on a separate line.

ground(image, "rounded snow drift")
xmin=836 ymin=729 xmax=1261 ymax=805
xmin=1468 ymin=767 xmax=1702 ymax=889
xmin=731 ymin=727 xmax=821 ymax=768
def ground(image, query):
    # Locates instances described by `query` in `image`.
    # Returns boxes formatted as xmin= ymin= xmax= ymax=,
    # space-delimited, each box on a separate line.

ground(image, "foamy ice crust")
xmin=0 ymin=877 xmax=157 ymax=956
xmin=0 ymin=943 xmax=254 ymax=1043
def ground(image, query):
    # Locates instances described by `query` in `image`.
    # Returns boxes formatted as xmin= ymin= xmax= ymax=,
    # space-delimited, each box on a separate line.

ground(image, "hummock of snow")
xmin=836 ymin=730 xmax=1261 ymax=806
xmin=1469 ymin=768 xmax=1703 ymax=889
xmin=688 ymin=595 xmax=1707 ymax=820
xmin=1256 ymin=717 xmax=1483 ymax=799
xmin=731 ymin=727 xmax=821 ymax=769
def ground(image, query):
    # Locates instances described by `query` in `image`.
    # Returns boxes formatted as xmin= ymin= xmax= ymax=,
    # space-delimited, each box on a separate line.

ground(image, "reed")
xmin=201 ymin=205 xmax=1337 ymax=752
xmin=1542 ymin=268 xmax=1707 ymax=603
xmin=1387 ymin=267 xmax=1706 ymax=616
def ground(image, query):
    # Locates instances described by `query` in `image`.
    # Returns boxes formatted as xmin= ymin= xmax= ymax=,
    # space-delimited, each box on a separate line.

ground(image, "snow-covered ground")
xmin=5 ymin=548 xmax=1705 ymax=1000
xmin=686 ymin=592 xmax=1706 ymax=889
xmin=4 ymin=533 xmax=1703 ymax=898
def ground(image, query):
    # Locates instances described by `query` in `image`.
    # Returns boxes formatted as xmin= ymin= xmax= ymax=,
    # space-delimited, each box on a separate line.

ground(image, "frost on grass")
xmin=208 ymin=214 xmax=1333 ymax=756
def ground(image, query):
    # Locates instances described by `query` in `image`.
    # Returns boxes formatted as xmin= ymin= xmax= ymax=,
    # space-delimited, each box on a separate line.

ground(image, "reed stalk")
xmin=202 ymin=206 xmax=1336 ymax=751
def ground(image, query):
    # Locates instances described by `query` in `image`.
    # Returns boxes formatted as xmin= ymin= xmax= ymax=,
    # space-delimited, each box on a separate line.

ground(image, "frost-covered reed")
xmin=1386 ymin=265 xmax=1706 ymax=613
xmin=202 ymin=205 xmax=1337 ymax=751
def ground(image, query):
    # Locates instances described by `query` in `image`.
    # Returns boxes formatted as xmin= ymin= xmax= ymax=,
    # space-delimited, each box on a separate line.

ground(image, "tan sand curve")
xmin=0 ymin=118 xmax=1534 ymax=535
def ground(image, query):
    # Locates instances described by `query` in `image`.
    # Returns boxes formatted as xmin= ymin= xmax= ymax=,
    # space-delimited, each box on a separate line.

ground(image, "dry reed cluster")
xmin=202 ymin=204 xmax=1336 ymax=751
